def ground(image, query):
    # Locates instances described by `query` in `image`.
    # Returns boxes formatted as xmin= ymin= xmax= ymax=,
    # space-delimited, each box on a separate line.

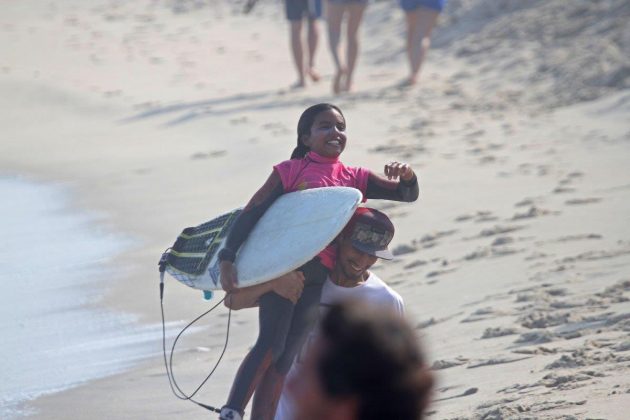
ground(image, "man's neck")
xmin=330 ymin=270 xmax=370 ymax=288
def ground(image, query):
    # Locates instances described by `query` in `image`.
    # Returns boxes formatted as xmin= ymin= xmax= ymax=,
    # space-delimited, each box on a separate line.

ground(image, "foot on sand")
xmin=307 ymin=67 xmax=320 ymax=83
xmin=290 ymin=79 xmax=306 ymax=90
xmin=397 ymin=76 xmax=417 ymax=89
xmin=333 ymin=68 xmax=346 ymax=95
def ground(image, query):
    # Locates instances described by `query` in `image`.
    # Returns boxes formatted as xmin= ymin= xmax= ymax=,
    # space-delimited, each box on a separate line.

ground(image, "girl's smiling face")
xmin=302 ymin=109 xmax=347 ymax=158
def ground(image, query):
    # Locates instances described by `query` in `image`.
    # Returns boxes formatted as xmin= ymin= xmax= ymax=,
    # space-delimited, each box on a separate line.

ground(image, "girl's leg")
xmin=343 ymin=1 xmax=367 ymax=92
xmin=326 ymin=1 xmax=346 ymax=94
xmin=224 ymin=292 xmax=294 ymax=413
xmin=405 ymin=7 xmax=439 ymax=85
xmin=250 ymin=259 xmax=329 ymax=419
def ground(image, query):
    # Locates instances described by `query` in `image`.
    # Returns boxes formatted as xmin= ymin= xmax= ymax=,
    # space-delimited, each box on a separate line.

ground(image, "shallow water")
xmin=0 ymin=177 xmax=167 ymax=418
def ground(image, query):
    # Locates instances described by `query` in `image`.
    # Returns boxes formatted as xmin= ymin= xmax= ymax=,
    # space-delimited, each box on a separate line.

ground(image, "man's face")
xmin=337 ymin=236 xmax=378 ymax=281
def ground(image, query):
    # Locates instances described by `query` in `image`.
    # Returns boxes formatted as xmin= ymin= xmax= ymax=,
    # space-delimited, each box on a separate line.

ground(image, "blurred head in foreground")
xmin=288 ymin=301 xmax=434 ymax=420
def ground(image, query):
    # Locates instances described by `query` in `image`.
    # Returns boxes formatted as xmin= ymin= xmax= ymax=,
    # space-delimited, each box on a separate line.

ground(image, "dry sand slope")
xmin=1 ymin=0 xmax=628 ymax=419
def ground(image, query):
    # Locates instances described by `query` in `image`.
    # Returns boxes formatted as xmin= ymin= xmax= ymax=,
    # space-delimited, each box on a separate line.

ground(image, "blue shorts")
xmin=285 ymin=0 xmax=323 ymax=21
xmin=400 ymin=0 xmax=446 ymax=12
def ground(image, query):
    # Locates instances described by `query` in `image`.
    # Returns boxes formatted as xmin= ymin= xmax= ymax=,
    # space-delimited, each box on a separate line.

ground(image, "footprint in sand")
xmin=510 ymin=206 xmax=557 ymax=220
xmin=519 ymin=311 xmax=573 ymax=329
xmin=403 ymin=259 xmax=427 ymax=270
xmin=544 ymin=347 xmax=626 ymax=370
xmin=481 ymin=327 xmax=520 ymax=339
xmin=514 ymin=330 xmax=556 ymax=345
xmin=467 ymin=355 xmax=532 ymax=369
xmin=476 ymin=224 xmax=524 ymax=238
xmin=392 ymin=243 xmax=417 ymax=256
xmin=191 ymin=150 xmax=227 ymax=160
xmin=230 ymin=116 xmax=249 ymax=125
xmin=538 ymin=371 xmax=605 ymax=390
xmin=512 ymin=346 xmax=558 ymax=355
xmin=426 ymin=265 xmax=457 ymax=279
xmin=415 ymin=312 xmax=464 ymax=330
xmin=416 ymin=230 xmax=457 ymax=245
xmin=565 ymin=197 xmax=602 ymax=205
xmin=463 ymin=244 xmax=521 ymax=262
xmin=433 ymin=387 xmax=479 ymax=402
xmin=553 ymin=185 xmax=577 ymax=194
xmin=431 ymin=357 xmax=469 ymax=370
xmin=455 ymin=210 xmax=498 ymax=224
xmin=461 ymin=307 xmax=510 ymax=323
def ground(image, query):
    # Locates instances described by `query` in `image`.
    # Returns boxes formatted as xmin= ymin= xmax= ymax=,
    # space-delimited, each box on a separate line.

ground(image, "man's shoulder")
xmin=366 ymin=272 xmax=404 ymax=303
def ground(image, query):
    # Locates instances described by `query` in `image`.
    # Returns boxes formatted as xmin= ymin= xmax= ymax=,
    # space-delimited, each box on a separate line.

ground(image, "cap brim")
xmin=351 ymin=241 xmax=394 ymax=260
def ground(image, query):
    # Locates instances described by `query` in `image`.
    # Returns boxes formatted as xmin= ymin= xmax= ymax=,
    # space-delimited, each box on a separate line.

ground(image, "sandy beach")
xmin=1 ymin=0 xmax=629 ymax=418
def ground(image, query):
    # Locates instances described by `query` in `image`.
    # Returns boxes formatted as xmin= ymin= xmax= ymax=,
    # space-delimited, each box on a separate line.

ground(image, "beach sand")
xmin=1 ymin=0 xmax=629 ymax=418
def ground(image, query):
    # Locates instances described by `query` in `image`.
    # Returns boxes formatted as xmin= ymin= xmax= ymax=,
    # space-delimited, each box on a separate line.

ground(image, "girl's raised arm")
xmin=365 ymin=161 xmax=419 ymax=202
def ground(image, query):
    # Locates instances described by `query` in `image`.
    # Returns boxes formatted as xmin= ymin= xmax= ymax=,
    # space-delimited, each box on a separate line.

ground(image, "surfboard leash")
xmin=159 ymin=251 xmax=231 ymax=414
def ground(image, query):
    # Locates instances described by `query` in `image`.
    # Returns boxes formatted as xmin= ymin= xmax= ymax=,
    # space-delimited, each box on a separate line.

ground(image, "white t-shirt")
xmin=274 ymin=272 xmax=404 ymax=420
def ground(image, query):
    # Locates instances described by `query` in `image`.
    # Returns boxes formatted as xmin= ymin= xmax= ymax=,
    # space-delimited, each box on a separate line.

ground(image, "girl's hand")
xmin=384 ymin=161 xmax=415 ymax=181
xmin=271 ymin=271 xmax=305 ymax=304
xmin=220 ymin=260 xmax=238 ymax=293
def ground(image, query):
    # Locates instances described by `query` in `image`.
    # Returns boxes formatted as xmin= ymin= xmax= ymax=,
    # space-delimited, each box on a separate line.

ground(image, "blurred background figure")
xmin=326 ymin=0 xmax=368 ymax=94
xmin=400 ymin=0 xmax=446 ymax=86
xmin=285 ymin=0 xmax=324 ymax=88
xmin=287 ymin=301 xmax=434 ymax=420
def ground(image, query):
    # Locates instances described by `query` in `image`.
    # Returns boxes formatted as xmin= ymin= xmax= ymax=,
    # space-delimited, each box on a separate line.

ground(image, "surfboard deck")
xmin=163 ymin=187 xmax=363 ymax=291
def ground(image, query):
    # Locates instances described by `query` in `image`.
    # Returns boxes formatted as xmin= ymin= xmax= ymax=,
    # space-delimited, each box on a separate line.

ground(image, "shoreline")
xmin=0 ymin=175 xmax=177 ymax=419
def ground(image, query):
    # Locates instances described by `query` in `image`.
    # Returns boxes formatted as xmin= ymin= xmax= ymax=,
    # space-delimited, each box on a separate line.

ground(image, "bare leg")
xmin=343 ymin=2 xmax=367 ymax=92
xmin=290 ymin=20 xmax=306 ymax=88
xmin=306 ymin=18 xmax=320 ymax=82
xmin=405 ymin=7 xmax=439 ymax=85
xmin=326 ymin=2 xmax=346 ymax=94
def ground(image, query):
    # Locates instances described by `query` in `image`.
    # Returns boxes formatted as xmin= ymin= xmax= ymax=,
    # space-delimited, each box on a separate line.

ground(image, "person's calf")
xmin=250 ymin=365 xmax=286 ymax=420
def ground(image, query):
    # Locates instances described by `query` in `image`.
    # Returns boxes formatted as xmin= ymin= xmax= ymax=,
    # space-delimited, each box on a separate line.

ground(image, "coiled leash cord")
xmin=159 ymin=264 xmax=231 ymax=413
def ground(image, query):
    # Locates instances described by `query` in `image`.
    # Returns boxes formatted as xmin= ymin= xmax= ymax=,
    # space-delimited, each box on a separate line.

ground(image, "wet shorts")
xmin=285 ymin=0 xmax=323 ymax=21
xmin=400 ymin=0 xmax=446 ymax=12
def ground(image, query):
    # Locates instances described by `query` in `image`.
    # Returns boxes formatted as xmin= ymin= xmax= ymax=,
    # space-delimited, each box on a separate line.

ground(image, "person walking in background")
xmin=285 ymin=0 xmax=324 ymax=88
xmin=325 ymin=0 xmax=368 ymax=94
xmin=400 ymin=0 xmax=446 ymax=86
xmin=287 ymin=300 xmax=434 ymax=420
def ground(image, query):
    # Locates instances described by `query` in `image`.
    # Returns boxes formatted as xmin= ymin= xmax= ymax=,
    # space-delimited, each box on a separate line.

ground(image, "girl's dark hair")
xmin=290 ymin=103 xmax=345 ymax=159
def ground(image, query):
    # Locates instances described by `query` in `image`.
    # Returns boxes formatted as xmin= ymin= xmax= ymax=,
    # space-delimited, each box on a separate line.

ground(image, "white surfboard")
xmin=164 ymin=187 xmax=363 ymax=291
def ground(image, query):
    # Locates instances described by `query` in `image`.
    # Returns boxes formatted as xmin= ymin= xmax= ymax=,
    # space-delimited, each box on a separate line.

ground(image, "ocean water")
xmin=0 ymin=177 xmax=169 ymax=418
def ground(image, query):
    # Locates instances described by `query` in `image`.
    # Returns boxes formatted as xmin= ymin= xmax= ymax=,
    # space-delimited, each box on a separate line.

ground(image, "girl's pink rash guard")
xmin=273 ymin=151 xmax=370 ymax=269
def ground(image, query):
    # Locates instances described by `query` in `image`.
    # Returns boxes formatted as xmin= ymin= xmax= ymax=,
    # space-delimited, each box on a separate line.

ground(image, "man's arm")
xmin=224 ymin=271 xmax=305 ymax=310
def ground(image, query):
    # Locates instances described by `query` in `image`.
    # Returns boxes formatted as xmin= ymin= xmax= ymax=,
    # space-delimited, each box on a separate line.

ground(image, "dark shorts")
xmin=285 ymin=0 xmax=323 ymax=21
xmin=400 ymin=0 xmax=446 ymax=12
